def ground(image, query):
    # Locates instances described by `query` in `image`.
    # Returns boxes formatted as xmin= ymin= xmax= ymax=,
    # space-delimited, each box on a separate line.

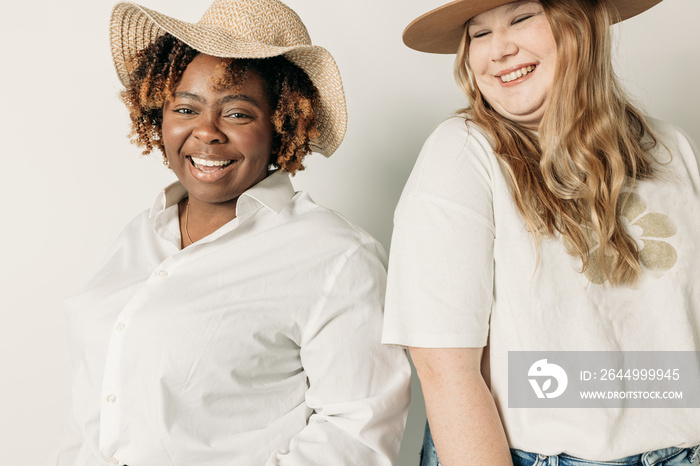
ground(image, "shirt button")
xmin=108 ymin=456 xmax=119 ymax=464
xmin=105 ymin=394 xmax=117 ymax=403
xmin=115 ymin=322 xmax=126 ymax=331
xmin=157 ymin=270 xmax=168 ymax=278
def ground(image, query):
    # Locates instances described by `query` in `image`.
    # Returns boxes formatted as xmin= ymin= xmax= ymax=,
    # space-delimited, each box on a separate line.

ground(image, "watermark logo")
xmin=528 ymin=359 xmax=568 ymax=399
xmin=509 ymin=351 xmax=699 ymax=408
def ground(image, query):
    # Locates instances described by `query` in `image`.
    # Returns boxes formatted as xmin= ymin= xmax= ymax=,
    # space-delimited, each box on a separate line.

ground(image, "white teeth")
xmin=500 ymin=65 xmax=535 ymax=83
xmin=190 ymin=156 xmax=232 ymax=167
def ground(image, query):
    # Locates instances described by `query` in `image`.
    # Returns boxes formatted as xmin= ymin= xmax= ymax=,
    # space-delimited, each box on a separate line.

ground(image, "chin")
xmin=495 ymin=105 xmax=546 ymax=129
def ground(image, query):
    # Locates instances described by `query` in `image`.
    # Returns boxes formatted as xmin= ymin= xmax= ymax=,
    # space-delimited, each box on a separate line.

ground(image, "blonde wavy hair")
xmin=454 ymin=0 xmax=659 ymax=285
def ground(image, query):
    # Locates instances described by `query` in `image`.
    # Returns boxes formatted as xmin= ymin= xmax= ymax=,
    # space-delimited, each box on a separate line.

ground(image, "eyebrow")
xmin=172 ymin=91 xmax=263 ymax=108
xmin=468 ymin=1 xmax=536 ymax=28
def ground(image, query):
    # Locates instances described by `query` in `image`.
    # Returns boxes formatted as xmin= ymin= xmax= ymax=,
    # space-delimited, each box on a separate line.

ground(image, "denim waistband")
xmin=511 ymin=444 xmax=700 ymax=466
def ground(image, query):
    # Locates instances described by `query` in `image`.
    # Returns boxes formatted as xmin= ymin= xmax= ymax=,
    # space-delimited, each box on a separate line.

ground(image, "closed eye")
xmin=512 ymin=13 xmax=534 ymax=24
xmin=470 ymin=29 xmax=490 ymax=39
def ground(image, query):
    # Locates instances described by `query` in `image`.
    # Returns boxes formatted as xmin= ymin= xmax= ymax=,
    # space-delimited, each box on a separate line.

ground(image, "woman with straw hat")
xmin=50 ymin=0 xmax=410 ymax=464
xmin=382 ymin=0 xmax=700 ymax=464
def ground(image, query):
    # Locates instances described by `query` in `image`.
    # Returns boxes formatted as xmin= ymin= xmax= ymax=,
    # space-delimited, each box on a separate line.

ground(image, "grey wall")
xmin=1 ymin=0 xmax=697 ymax=464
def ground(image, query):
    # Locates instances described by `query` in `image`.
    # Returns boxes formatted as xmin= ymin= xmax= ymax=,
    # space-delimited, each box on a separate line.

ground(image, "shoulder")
xmin=400 ymin=116 xmax=498 ymax=202
xmin=420 ymin=116 xmax=495 ymax=162
xmin=646 ymin=117 xmax=697 ymax=155
xmin=99 ymin=207 xmax=162 ymax=262
xmin=646 ymin=116 xmax=683 ymax=140
xmin=283 ymin=193 xmax=386 ymax=263
xmin=104 ymin=208 xmax=154 ymax=250
xmin=645 ymin=117 xmax=700 ymax=170
xmin=125 ymin=208 xmax=153 ymax=232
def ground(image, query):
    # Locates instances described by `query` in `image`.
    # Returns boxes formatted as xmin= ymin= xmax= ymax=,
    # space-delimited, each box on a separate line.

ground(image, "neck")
xmin=179 ymin=197 xmax=238 ymax=248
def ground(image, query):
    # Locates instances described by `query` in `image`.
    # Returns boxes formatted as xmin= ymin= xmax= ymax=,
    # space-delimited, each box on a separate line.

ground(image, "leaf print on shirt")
xmin=620 ymin=192 xmax=677 ymax=271
xmin=583 ymin=193 xmax=677 ymax=284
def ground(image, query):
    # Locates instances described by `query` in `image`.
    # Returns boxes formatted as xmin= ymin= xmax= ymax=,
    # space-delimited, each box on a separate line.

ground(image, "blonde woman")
xmin=49 ymin=0 xmax=410 ymax=464
xmin=383 ymin=0 xmax=700 ymax=464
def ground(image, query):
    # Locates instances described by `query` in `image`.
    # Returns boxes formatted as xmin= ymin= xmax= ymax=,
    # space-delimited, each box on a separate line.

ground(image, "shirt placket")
xmin=98 ymin=258 xmax=179 ymax=465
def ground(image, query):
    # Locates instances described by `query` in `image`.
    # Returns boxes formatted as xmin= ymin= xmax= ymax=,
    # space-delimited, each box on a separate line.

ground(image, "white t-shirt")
xmin=52 ymin=171 xmax=411 ymax=466
xmin=382 ymin=116 xmax=700 ymax=460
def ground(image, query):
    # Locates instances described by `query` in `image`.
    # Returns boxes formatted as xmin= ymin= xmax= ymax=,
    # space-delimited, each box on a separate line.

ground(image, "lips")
xmin=188 ymin=155 xmax=236 ymax=174
xmin=499 ymin=65 xmax=536 ymax=83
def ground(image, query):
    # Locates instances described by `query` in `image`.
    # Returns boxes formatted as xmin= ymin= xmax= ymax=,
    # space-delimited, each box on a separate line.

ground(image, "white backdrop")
xmin=1 ymin=0 xmax=698 ymax=464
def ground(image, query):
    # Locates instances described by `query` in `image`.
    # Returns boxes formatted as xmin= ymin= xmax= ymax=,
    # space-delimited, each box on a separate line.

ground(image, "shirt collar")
xmin=236 ymin=170 xmax=295 ymax=219
xmin=149 ymin=169 xmax=295 ymax=220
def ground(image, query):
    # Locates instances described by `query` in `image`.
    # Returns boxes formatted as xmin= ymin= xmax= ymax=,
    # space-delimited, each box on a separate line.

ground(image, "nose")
xmin=489 ymin=30 xmax=518 ymax=62
xmin=192 ymin=117 xmax=226 ymax=144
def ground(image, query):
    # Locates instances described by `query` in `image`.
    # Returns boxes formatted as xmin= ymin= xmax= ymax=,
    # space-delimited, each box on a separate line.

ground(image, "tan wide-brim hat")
xmin=404 ymin=0 xmax=663 ymax=54
xmin=110 ymin=0 xmax=347 ymax=157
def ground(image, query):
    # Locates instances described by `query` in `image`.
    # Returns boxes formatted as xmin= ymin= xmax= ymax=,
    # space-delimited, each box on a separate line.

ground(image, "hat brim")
xmin=110 ymin=2 xmax=346 ymax=157
xmin=403 ymin=0 xmax=663 ymax=54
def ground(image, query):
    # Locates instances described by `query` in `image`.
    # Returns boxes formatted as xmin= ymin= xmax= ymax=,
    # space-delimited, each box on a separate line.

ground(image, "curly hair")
xmin=454 ymin=0 xmax=659 ymax=286
xmin=120 ymin=33 xmax=320 ymax=174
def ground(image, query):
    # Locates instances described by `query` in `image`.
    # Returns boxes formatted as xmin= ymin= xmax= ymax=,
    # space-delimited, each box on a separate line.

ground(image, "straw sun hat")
xmin=110 ymin=0 xmax=346 ymax=157
xmin=404 ymin=0 xmax=663 ymax=54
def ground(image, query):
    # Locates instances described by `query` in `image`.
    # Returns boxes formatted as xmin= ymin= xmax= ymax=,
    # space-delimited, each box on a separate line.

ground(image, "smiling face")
xmin=162 ymin=54 xmax=274 ymax=211
xmin=467 ymin=0 xmax=557 ymax=129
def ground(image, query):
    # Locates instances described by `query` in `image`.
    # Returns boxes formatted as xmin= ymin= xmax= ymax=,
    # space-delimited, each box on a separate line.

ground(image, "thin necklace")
xmin=184 ymin=200 xmax=194 ymax=245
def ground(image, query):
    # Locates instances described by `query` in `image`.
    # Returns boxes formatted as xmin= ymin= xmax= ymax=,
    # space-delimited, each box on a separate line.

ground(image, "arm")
xmin=267 ymin=241 xmax=411 ymax=466
xmin=382 ymin=120 xmax=504 ymax=463
xmin=410 ymin=347 xmax=512 ymax=466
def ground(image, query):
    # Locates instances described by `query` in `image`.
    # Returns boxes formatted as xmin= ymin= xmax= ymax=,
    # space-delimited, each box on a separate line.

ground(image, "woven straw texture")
xmin=110 ymin=0 xmax=346 ymax=157
xmin=403 ymin=0 xmax=664 ymax=54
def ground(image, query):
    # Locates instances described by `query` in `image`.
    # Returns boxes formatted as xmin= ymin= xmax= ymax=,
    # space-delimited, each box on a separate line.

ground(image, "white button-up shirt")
xmin=52 ymin=171 xmax=411 ymax=466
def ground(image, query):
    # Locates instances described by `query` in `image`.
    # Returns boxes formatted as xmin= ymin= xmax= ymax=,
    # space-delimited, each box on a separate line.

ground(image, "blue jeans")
xmin=511 ymin=447 xmax=700 ymax=466
xmin=420 ymin=422 xmax=442 ymax=466
xmin=420 ymin=422 xmax=700 ymax=466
